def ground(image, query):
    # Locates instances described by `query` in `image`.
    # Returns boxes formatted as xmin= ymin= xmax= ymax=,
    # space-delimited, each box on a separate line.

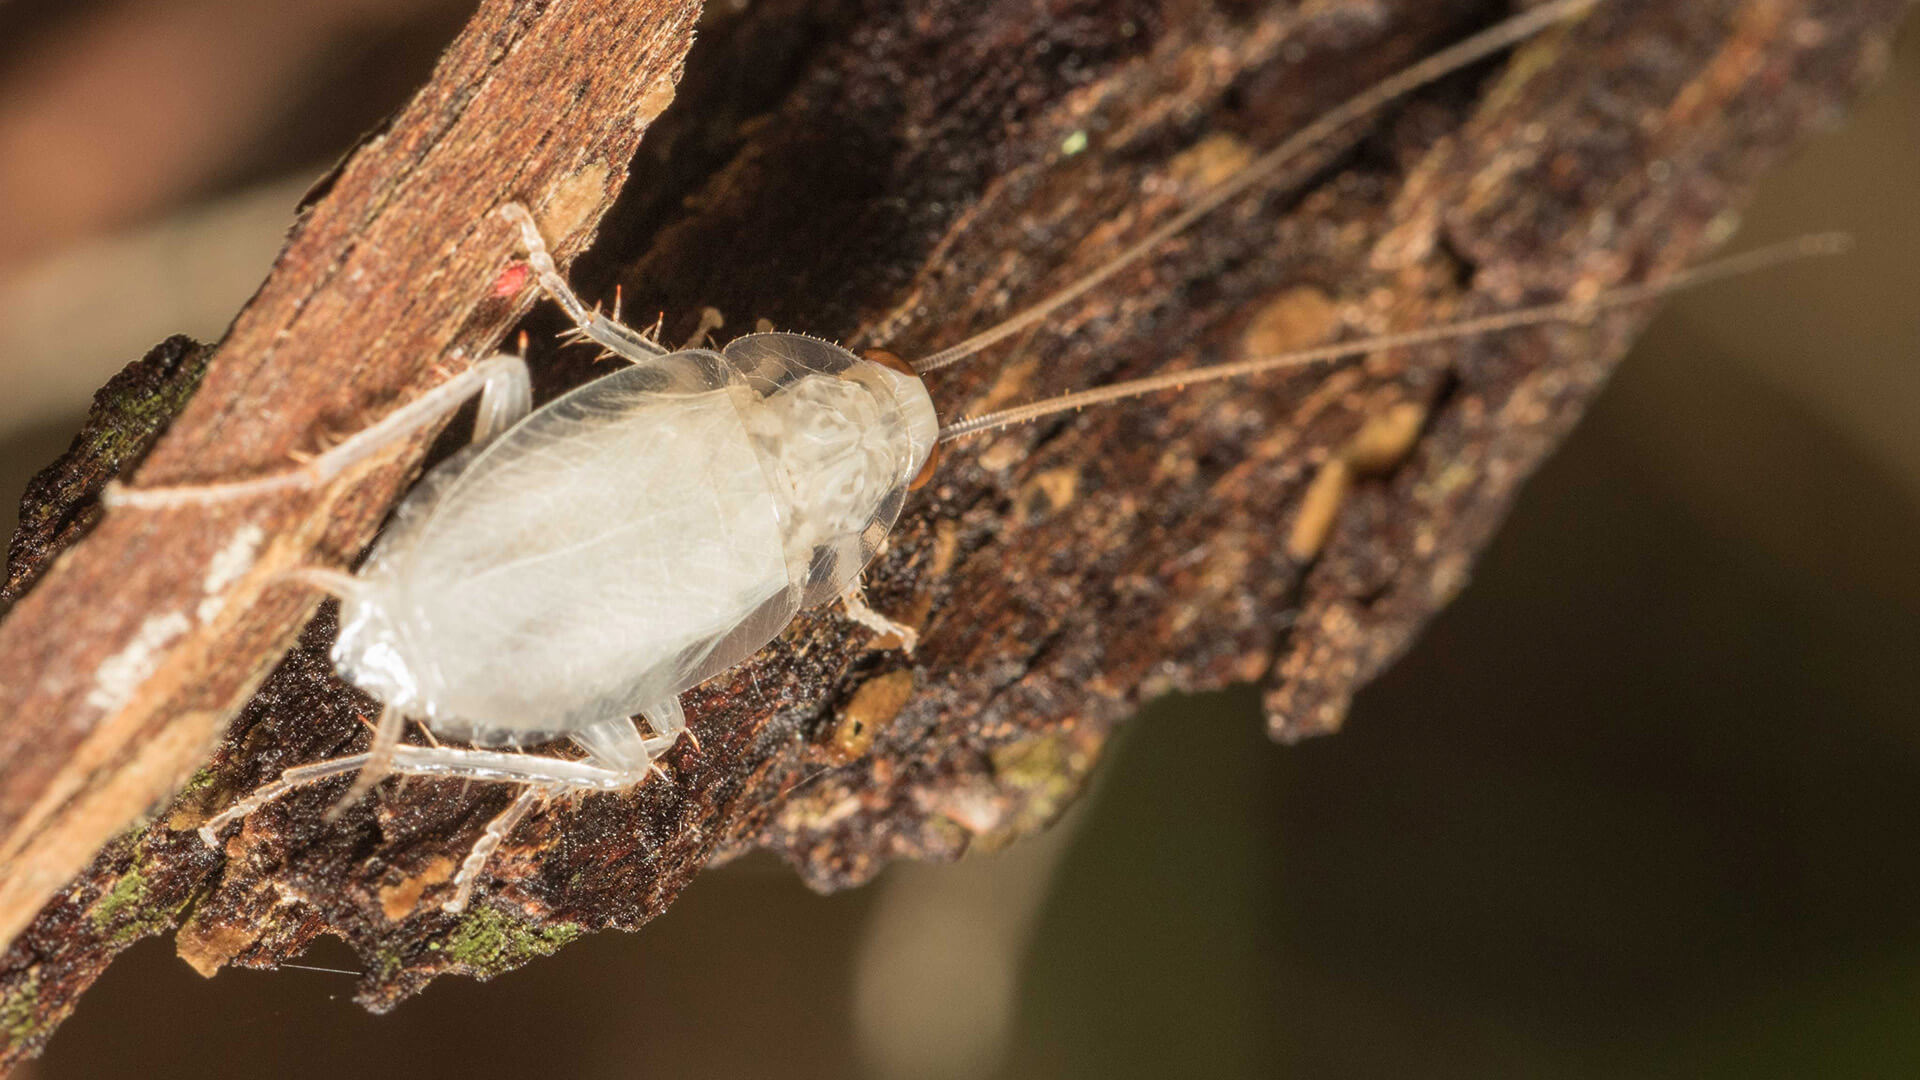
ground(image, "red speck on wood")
xmin=491 ymin=262 xmax=530 ymax=298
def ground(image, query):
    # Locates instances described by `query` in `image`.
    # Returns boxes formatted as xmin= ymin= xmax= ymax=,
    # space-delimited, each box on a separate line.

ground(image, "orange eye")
xmin=908 ymin=443 xmax=941 ymax=491
xmin=860 ymin=348 xmax=940 ymax=490
xmin=860 ymin=347 xmax=917 ymax=377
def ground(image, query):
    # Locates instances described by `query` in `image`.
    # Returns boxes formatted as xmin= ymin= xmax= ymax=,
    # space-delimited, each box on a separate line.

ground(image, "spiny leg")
xmin=200 ymin=740 xmax=658 ymax=844
xmin=199 ymin=754 xmax=373 ymax=847
xmin=324 ymin=704 xmax=406 ymax=821
xmin=444 ymin=785 xmax=551 ymax=914
xmin=839 ymin=578 xmax=919 ymax=655
xmin=498 ymin=202 xmax=669 ymax=362
xmin=573 ymin=713 xmax=679 ymax=770
xmin=200 ymin=738 xmax=662 ymax=911
xmin=641 ymin=697 xmax=699 ymax=753
xmin=105 ymin=353 xmax=532 ymax=510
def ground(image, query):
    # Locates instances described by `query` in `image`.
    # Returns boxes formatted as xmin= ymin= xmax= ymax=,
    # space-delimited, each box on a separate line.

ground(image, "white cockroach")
xmin=105 ymin=0 xmax=1839 ymax=913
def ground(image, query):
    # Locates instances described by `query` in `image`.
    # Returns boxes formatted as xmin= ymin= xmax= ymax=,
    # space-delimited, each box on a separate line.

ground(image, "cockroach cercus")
xmin=104 ymin=0 xmax=1844 ymax=914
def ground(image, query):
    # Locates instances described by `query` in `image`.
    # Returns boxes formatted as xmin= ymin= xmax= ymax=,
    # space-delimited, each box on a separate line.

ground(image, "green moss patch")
xmin=444 ymin=907 xmax=582 ymax=978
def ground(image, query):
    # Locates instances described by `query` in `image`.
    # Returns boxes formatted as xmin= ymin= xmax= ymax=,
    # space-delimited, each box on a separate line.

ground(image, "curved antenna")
xmin=939 ymin=233 xmax=1851 ymax=441
xmin=911 ymin=0 xmax=1602 ymax=376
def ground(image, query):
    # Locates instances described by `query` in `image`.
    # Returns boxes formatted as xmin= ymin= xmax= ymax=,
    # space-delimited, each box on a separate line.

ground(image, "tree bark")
xmin=0 ymin=0 xmax=1906 ymax=1066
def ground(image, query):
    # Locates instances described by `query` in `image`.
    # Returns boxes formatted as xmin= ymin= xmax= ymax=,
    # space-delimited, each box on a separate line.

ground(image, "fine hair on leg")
xmin=199 ymin=741 xmax=661 ymax=847
xmin=444 ymin=785 xmax=551 ymax=914
xmin=199 ymin=739 xmax=665 ymax=911
xmin=640 ymin=699 xmax=689 ymax=748
xmin=324 ymin=704 xmax=406 ymax=822
xmin=573 ymin=714 xmax=677 ymax=771
xmin=498 ymin=202 xmax=670 ymax=362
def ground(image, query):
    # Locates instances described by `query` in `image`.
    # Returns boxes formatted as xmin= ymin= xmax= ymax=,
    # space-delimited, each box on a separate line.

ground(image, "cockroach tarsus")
xmin=100 ymin=0 xmax=1846 ymax=915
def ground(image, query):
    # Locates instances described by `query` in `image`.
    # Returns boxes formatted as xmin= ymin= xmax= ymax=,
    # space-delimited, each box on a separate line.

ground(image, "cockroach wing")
xmin=336 ymin=350 xmax=801 ymax=743
xmin=332 ymin=334 xmax=935 ymax=745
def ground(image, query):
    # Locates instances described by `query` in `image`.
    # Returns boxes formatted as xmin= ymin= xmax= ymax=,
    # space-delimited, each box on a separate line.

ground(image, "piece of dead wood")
xmin=0 ymin=0 xmax=1906 ymax=1066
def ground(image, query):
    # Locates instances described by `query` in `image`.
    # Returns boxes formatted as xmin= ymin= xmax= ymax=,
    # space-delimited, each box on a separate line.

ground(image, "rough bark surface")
xmin=0 ymin=0 xmax=1905 ymax=1065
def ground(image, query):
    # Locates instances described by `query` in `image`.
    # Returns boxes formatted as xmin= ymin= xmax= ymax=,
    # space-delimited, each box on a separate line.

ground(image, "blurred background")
xmin=2 ymin=2 xmax=1916 ymax=1077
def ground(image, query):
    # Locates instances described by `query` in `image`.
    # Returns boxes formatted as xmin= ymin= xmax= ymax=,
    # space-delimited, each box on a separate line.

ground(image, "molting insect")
xmin=104 ymin=0 xmax=1841 ymax=914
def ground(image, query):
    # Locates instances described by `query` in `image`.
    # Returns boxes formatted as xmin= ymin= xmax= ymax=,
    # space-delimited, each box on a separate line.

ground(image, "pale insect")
xmin=105 ymin=0 xmax=1838 ymax=914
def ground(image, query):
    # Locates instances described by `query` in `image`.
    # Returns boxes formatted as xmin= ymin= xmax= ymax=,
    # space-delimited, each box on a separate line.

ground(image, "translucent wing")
xmin=365 ymin=358 xmax=798 ymax=734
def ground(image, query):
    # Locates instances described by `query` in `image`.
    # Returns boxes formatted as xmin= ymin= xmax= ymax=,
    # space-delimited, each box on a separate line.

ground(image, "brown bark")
xmin=0 ymin=0 xmax=1906 ymax=1066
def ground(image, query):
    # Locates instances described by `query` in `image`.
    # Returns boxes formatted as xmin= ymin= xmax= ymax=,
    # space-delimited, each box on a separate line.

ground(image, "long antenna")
xmin=910 ymin=0 xmax=1602 ymax=376
xmin=939 ymin=233 xmax=1851 ymax=441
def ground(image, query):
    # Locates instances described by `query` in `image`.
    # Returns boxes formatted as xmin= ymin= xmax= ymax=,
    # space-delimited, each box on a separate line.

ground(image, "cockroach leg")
xmin=499 ymin=201 xmax=668 ymax=362
xmin=325 ymin=703 xmax=407 ymax=822
xmin=838 ymin=579 xmax=920 ymax=655
xmin=444 ymin=785 xmax=552 ymax=914
xmin=104 ymin=353 xmax=531 ymax=510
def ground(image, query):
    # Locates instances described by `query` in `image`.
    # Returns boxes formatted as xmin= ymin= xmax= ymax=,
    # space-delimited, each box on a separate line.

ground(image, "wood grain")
xmin=0 ymin=0 xmax=701 ymax=991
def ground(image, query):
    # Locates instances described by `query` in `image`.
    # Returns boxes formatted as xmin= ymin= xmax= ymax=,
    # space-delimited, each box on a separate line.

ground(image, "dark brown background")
xmin=0 ymin=1 xmax=1915 ymax=1076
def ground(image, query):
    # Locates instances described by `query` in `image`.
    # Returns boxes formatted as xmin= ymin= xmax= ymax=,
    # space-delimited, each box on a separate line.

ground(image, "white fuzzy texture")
xmin=195 ymin=523 xmax=264 ymax=623
xmin=326 ymin=336 xmax=937 ymax=743
xmin=87 ymin=612 xmax=192 ymax=712
xmin=341 ymin=377 xmax=791 ymax=732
